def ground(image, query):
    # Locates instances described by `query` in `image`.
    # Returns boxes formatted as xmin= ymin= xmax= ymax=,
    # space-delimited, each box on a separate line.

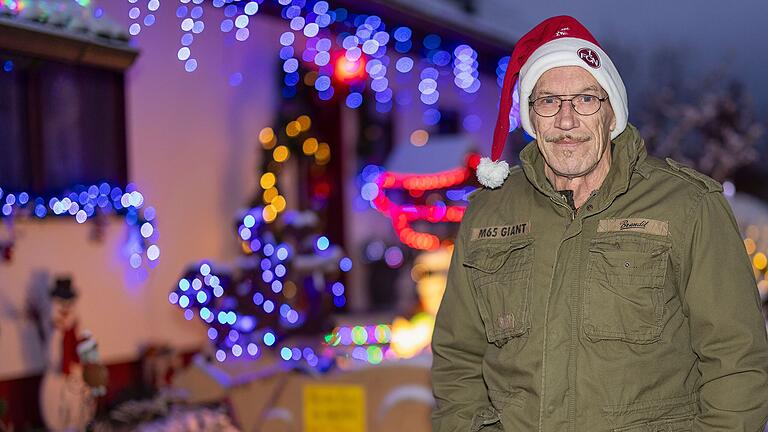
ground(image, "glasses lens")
xmin=533 ymin=97 xmax=561 ymax=117
xmin=573 ymin=94 xmax=601 ymax=115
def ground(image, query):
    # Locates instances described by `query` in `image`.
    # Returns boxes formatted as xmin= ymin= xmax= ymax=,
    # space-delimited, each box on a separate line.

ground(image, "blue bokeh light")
xmin=280 ymin=347 xmax=292 ymax=360
xmin=339 ymin=257 xmax=353 ymax=272
xmin=316 ymin=236 xmax=330 ymax=251
xmin=264 ymin=332 xmax=276 ymax=346
xmin=346 ymin=92 xmax=363 ymax=109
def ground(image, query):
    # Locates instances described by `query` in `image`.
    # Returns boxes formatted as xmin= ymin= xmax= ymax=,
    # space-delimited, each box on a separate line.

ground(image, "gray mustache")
xmin=544 ymin=134 xmax=591 ymax=143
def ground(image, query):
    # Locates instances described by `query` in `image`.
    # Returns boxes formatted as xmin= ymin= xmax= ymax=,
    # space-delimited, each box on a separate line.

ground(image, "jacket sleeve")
xmin=432 ymin=228 xmax=498 ymax=432
xmin=680 ymin=191 xmax=768 ymax=431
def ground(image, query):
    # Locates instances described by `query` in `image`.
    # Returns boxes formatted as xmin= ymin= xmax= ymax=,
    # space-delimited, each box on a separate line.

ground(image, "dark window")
xmin=0 ymin=51 xmax=127 ymax=195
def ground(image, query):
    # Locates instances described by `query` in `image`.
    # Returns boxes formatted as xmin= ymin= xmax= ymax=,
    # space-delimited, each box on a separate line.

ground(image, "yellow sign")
xmin=303 ymin=384 xmax=366 ymax=432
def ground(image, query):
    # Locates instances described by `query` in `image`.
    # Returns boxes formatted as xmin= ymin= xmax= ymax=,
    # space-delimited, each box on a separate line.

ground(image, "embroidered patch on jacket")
xmin=597 ymin=218 xmax=669 ymax=236
xmin=497 ymin=313 xmax=515 ymax=330
xmin=471 ymin=222 xmax=530 ymax=241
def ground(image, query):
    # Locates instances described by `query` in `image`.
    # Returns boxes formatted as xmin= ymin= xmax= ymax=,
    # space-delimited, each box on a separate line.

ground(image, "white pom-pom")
xmin=476 ymin=157 xmax=510 ymax=189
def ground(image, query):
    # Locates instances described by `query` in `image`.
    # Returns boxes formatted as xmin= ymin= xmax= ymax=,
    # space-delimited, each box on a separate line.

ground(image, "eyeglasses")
xmin=529 ymin=94 xmax=609 ymax=117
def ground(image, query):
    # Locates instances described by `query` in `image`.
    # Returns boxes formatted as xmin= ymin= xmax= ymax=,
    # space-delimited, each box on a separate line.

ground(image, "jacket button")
xmin=586 ymin=204 xmax=593 ymax=211
xmin=546 ymin=404 xmax=555 ymax=414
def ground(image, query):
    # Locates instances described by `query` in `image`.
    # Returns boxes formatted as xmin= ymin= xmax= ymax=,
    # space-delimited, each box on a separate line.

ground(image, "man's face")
xmin=52 ymin=298 xmax=76 ymax=329
xmin=530 ymin=66 xmax=616 ymax=179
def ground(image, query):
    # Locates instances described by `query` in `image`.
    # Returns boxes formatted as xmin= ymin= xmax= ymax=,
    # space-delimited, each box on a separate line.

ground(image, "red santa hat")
xmin=477 ymin=15 xmax=628 ymax=188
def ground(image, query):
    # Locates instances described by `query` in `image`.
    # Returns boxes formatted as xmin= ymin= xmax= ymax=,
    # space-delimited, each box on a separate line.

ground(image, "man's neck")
xmin=544 ymin=156 xmax=611 ymax=210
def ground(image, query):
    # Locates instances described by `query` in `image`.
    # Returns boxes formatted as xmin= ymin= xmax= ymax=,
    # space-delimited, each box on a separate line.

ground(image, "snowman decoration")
xmin=39 ymin=278 xmax=106 ymax=431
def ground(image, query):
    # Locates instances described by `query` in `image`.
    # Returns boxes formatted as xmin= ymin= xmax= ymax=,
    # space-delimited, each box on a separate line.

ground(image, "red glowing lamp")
xmin=333 ymin=51 xmax=367 ymax=83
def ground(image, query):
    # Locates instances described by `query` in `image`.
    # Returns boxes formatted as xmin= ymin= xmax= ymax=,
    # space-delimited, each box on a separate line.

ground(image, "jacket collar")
xmin=519 ymin=123 xmax=647 ymax=208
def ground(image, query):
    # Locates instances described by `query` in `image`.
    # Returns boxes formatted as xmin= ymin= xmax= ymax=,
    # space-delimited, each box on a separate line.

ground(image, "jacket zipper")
xmin=551 ymin=195 xmax=575 ymax=221
xmin=538 ymin=198 xmax=573 ymax=432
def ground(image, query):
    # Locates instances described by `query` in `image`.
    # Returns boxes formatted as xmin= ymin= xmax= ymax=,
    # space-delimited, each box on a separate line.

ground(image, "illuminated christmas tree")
xmin=170 ymin=109 xmax=350 ymax=369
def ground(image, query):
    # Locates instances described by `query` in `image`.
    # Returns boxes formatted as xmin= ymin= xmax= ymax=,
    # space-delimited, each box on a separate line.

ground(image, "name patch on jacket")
xmin=597 ymin=218 xmax=669 ymax=236
xmin=471 ymin=222 xmax=529 ymax=240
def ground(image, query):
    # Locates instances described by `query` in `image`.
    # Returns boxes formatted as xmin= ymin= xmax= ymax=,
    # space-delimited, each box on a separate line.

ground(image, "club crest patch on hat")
xmin=577 ymin=48 xmax=600 ymax=68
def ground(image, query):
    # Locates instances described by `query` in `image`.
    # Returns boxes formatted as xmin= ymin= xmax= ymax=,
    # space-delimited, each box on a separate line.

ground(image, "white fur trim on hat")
xmin=518 ymin=38 xmax=628 ymax=140
xmin=476 ymin=157 xmax=510 ymax=189
xmin=77 ymin=337 xmax=97 ymax=354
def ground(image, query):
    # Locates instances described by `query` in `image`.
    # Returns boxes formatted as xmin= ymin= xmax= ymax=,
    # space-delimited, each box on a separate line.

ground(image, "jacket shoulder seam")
xmin=639 ymin=160 xmax=712 ymax=193
xmin=676 ymin=187 xmax=708 ymax=306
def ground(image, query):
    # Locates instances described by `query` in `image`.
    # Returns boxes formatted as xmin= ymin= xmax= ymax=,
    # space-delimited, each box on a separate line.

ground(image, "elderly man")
xmin=431 ymin=15 xmax=768 ymax=432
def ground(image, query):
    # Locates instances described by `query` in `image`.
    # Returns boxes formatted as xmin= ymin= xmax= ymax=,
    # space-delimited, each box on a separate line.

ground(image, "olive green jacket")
xmin=431 ymin=124 xmax=768 ymax=431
